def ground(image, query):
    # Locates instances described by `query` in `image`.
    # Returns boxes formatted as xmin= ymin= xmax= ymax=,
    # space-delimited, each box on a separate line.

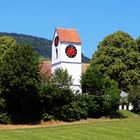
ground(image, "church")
xmin=40 ymin=28 xmax=133 ymax=111
xmin=52 ymin=28 xmax=82 ymax=92
xmin=41 ymin=27 xmax=83 ymax=92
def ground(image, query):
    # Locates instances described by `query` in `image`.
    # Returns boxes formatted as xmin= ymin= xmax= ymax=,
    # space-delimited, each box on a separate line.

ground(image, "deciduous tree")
xmin=90 ymin=31 xmax=140 ymax=91
xmin=128 ymin=85 xmax=140 ymax=113
xmin=0 ymin=44 xmax=41 ymax=123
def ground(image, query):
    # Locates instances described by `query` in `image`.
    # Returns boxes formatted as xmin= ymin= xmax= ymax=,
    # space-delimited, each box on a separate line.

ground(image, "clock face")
xmin=54 ymin=36 xmax=59 ymax=47
xmin=65 ymin=45 xmax=77 ymax=58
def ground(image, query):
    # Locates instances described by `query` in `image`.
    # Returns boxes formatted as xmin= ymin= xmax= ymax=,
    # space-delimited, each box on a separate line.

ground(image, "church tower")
xmin=52 ymin=28 xmax=82 ymax=92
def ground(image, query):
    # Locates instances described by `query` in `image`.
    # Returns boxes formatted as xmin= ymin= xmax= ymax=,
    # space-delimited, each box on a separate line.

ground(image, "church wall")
xmin=61 ymin=62 xmax=81 ymax=86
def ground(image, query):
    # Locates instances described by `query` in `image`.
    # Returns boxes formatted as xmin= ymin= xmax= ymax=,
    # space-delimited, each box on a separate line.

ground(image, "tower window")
xmin=56 ymin=48 xmax=58 ymax=59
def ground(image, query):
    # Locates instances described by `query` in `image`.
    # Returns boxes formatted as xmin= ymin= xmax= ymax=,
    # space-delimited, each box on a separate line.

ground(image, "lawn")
xmin=0 ymin=111 xmax=140 ymax=140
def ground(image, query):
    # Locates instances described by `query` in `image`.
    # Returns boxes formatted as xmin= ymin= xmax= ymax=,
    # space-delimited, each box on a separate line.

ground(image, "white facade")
xmin=119 ymin=91 xmax=133 ymax=111
xmin=52 ymin=29 xmax=82 ymax=92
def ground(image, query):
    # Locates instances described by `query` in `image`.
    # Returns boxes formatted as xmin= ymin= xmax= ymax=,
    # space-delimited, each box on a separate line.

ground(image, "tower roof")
xmin=56 ymin=28 xmax=81 ymax=44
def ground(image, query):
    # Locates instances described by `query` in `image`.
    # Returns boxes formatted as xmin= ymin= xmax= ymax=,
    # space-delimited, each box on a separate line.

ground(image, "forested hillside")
xmin=0 ymin=32 xmax=90 ymax=63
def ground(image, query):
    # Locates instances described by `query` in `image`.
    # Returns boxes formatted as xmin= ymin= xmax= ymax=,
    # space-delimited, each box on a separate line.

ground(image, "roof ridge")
xmin=56 ymin=27 xmax=77 ymax=31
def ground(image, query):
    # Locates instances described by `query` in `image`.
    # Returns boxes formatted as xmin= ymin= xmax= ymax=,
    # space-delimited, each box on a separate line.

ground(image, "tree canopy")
xmin=81 ymin=31 xmax=140 ymax=116
xmin=52 ymin=68 xmax=73 ymax=89
xmin=0 ymin=39 xmax=41 ymax=123
xmin=128 ymin=85 xmax=140 ymax=113
xmin=90 ymin=31 xmax=140 ymax=91
xmin=81 ymin=68 xmax=120 ymax=116
xmin=0 ymin=36 xmax=16 ymax=57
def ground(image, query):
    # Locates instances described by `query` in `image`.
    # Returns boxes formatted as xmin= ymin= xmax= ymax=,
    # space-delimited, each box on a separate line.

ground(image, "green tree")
xmin=136 ymin=36 xmax=140 ymax=53
xmin=91 ymin=31 xmax=140 ymax=91
xmin=41 ymin=68 xmax=75 ymax=121
xmin=0 ymin=44 xmax=41 ymax=123
xmin=0 ymin=36 xmax=16 ymax=57
xmin=0 ymin=36 xmax=16 ymax=123
xmin=52 ymin=68 xmax=73 ymax=89
xmin=128 ymin=85 xmax=140 ymax=113
xmin=81 ymin=68 xmax=120 ymax=116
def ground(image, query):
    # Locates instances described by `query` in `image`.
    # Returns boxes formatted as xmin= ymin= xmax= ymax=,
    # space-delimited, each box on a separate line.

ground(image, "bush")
xmin=60 ymin=102 xmax=81 ymax=122
xmin=76 ymin=94 xmax=101 ymax=118
xmin=40 ymin=84 xmax=75 ymax=119
xmin=0 ymin=112 xmax=11 ymax=124
xmin=42 ymin=113 xmax=53 ymax=121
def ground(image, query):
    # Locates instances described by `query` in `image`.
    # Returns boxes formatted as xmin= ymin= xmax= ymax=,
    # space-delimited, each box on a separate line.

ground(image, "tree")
xmin=91 ymin=31 xmax=140 ymax=91
xmin=52 ymin=68 xmax=73 ymax=89
xmin=0 ymin=36 xmax=16 ymax=57
xmin=40 ymin=68 xmax=75 ymax=121
xmin=81 ymin=68 xmax=120 ymax=116
xmin=0 ymin=36 xmax=17 ymax=123
xmin=128 ymin=85 xmax=140 ymax=113
xmin=136 ymin=36 xmax=140 ymax=53
xmin=0 ymin=44 xmax=41 ymax=123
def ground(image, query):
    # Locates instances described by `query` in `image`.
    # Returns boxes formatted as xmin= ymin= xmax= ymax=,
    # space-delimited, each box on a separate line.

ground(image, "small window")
xmin=56 ymin=48 xmax=58 ymax=59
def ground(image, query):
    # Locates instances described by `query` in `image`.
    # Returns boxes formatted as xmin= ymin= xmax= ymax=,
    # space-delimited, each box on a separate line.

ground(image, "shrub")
xmin=42 ymin=113 xmax=53 ymax=121
xmin=75 ymin=94 xmax=101 ymax=118
xmin=60 ymin=102 xmax=81 ymax=122
xmin=0 ymin=112 xmax=11 ymax=124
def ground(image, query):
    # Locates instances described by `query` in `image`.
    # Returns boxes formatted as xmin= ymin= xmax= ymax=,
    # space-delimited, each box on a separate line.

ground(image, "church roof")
xmin=56 ymin=28 xmax=81 ymax=44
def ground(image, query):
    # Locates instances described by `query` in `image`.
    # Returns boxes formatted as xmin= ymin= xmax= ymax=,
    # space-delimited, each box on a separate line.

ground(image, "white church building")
xmin=51 ymin=28 xmax=82 ymax=92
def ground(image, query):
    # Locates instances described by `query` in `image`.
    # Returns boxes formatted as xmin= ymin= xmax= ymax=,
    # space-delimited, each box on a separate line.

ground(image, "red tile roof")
xmin=56 ymin=28 xmax=81 ymax=44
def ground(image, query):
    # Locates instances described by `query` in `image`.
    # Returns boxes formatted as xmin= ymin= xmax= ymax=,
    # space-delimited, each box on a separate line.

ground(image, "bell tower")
xmin=52 ymin=28 xmax=82 ymax=92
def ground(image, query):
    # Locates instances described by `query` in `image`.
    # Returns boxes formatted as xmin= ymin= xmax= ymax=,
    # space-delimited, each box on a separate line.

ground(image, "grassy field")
xmin=0 ymin=111 xmax=140 ymax=140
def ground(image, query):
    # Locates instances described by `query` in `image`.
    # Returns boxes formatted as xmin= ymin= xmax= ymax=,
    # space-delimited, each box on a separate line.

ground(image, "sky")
xmin=0 ymin=0 xmax=140 ymax=58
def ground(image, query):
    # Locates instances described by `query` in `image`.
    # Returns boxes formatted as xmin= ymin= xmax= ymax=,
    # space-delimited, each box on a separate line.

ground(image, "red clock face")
xmin=54 ymin=36 xmax=59 ymax=47
xmin=65 ymin=45 xmax=77 ymax=58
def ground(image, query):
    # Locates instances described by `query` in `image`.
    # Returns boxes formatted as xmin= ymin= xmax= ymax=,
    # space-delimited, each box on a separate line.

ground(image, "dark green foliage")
xmin=81 ymin=67 xmax=120 ymax=117
xmin=0 ymin=44 xmax=41 ymax=123
xmin=40 ymin=68 xmax=74 ymax=120
xmin=0 ymin=97 xmax=9 ymax=124
xmin=136 ymin=36 xmax=140 ymax=53
xmin=81 ymin=31 xmax=140 ymax=117
xmin=75 ymin=94 xmax=98 ymax=118
xmin=41 ymin=68 xmax=89 ymax=122
xmin=0 ymin=112 xmax=11 ymax=124
xmin=42 ymin=113 xmax=53 ymax=121
xmin=0 ymin=36 xmax=16 ymax=57
xmin=91 ymin=31 xmax=140 ymax=91
xmin=52 ymin=68 xmax=73 ymax=89
xmin=60 ymin=102 xmax=81 ymax=122
xmin=128 ymin=85 xmax=140 ymax=113
xmin=0 ymin=32 xmax=90 ymax=63
xmin=41 ymin=83 xmax=75 ymax=120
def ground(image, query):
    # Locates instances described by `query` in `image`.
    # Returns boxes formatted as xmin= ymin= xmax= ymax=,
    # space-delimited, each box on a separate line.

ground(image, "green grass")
xmin=0 ymin=111 xmax=140 ymax=140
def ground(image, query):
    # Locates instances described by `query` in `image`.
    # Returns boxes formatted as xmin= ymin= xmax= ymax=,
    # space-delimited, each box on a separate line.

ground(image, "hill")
xmin=0 ymin=32 xmax=90 ymax=63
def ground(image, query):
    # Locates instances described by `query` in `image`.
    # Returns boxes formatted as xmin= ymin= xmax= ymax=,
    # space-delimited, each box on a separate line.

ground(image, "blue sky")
xmin=0 ymin=0 xmax=140 ymax=58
